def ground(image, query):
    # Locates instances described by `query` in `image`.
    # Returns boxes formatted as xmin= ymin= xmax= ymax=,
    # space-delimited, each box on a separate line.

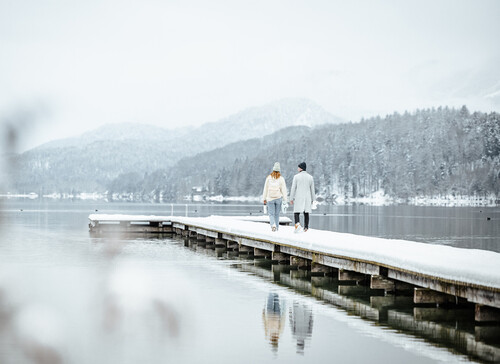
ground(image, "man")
xmin=289 ymin=162 xmax=316 ymax=233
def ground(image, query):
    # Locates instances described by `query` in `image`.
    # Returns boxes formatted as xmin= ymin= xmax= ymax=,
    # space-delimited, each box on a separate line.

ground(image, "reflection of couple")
xmin=289 ymin=301 xmax=314 ymax=354
xmin=262 ymin=293 xmax=285 ymax=352
xmin=262 ymin=293 xmax=314 ymax=354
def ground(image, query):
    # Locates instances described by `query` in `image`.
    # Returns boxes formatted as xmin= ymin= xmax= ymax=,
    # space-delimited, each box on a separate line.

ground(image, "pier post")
xmin=215 ymin=238 xmax=227 ymax=247
xmin=271 ymin=252 xmax=289 ymax=263
xmin=311 ymin=263 xmax=334 ymax=276
xmin=414 ymin=288 xmax=455 ymax=305
xmin=394 ymin=281 xmax=415 ymax=294
xmin=290 ymin=256 xmax=310 ymax=269
xmin=254 ymin=248 xmax=271 ymax=258
xmin=338 ymin=269 xmax=366 ymax=282
xmin=370 ymin=275 xmax=395 ymax=292
xmin=239 ymin=245 xmax=253 ymax=254
xmin=475 ymin=304 xmax=500 ymax=323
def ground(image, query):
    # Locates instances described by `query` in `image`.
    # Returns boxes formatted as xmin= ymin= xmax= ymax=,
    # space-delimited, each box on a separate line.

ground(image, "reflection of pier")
xmin=177 ymin=232 xmax=500 ymax=362
xmin=88 ymin=215 xmax=500 ymax=322
xmin=235 ymin=260 xmax=500 ymax=363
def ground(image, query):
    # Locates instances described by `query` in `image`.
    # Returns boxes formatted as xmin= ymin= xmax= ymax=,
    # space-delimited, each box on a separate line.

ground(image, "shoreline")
xmin=1 ymin=193 xmax=498 ymax=207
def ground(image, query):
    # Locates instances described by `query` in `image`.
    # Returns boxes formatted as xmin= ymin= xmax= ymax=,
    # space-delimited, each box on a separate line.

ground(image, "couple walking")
xmin=262 ymin=161 xmax=316 ymax=233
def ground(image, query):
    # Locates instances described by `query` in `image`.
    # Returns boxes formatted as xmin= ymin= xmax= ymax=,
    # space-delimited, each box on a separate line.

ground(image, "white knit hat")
xmin=273 ymin=162 xmax=281 ymax=172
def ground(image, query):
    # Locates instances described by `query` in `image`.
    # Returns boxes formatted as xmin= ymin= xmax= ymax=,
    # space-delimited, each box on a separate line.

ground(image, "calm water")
xmin=0 ymin=200 xmax=499 ymax=364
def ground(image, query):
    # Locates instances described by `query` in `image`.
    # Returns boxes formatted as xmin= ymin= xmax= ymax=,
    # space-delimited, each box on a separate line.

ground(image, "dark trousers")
xmin=294 ymin=212 xmax=309 ymax=229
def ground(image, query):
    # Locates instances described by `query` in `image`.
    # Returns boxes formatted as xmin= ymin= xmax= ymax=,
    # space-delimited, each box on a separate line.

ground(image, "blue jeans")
xmin=267 ymin=198 xmax=282 ymax=230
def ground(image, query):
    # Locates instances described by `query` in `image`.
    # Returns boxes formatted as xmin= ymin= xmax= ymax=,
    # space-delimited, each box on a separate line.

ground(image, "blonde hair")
xmin=270 ymin=171 xmax=281 ymax=179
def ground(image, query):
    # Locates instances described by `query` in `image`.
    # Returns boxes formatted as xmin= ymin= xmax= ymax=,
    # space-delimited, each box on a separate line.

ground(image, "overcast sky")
xmin=1 ymin=0 xmax=499 ymax=151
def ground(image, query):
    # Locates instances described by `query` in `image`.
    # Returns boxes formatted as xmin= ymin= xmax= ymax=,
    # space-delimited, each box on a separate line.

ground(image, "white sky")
xmin=1 ymin=0 xmax=499 ymax=151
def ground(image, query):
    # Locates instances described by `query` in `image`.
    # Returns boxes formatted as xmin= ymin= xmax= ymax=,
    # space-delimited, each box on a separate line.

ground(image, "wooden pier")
xmin=88 ymin=214 xmax=500 ymax=321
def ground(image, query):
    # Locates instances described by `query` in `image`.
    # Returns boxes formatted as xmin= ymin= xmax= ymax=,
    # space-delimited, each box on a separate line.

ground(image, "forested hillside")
xmin=122 ymin=106 xmax=499 ymax=202
xmin=7 ymin=98 xmax=339 ymax=193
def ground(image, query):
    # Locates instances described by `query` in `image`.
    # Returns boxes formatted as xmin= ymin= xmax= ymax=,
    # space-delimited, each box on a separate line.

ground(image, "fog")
xmin=1 ymin=0 xmax=499 ymax=151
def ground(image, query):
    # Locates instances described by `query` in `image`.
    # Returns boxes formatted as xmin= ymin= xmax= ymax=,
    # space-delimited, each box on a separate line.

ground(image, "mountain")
xmin=35 ymin=123 xmax=183 ymax=150
xmin=130 ymin=125 xmax=312 ymax=199
xmin=192 ymin=98 xmax=342 ymax=142
xmin=121 ymin=106 xmax=500 ymax=202
xmin=6 ymin=98 xmax=343 ymax=193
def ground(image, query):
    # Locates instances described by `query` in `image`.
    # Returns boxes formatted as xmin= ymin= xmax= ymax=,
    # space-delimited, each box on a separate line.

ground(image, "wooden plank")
xmin=312 ymin=253 xmax=380 ymax=275
xmin=194 ymin=228 xmax=219 ymax=239
xmin=280 ymin=246 xmax=313 ymax=260
xmin=172 ymin=223 xmax=186 ymax=230
xmin=388 ymin=269 xmax=500 ymax=308
xmin=89 ymin=224 xmax=173 ymax=233
xmin=222 ymin=233 xmax=241 ymax=243
xmin=240 ymin=237 xmax=276 ymax=252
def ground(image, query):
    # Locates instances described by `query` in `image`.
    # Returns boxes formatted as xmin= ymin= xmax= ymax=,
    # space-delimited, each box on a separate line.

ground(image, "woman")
xmin=262 ymin=162 xmax=288 ymax=231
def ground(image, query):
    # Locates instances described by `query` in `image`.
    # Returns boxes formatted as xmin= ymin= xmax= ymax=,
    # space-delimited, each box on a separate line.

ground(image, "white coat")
xmin=290 ymin=171 xmax=316 ymax=213
xmin=262 ymin=175 xmax=288 ymax=204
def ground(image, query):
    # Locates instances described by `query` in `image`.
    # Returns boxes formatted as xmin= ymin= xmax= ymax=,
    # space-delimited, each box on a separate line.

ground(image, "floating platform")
xmin=88 ymin=214 xmax=500 ymax=319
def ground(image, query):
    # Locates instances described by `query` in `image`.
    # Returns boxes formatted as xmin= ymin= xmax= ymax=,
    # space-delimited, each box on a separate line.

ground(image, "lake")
xmin=0 ymin=199 xmax=498 ymax=363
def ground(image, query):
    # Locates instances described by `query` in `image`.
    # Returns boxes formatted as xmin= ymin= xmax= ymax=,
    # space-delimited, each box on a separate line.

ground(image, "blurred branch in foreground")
xmin=0 ymin=104 xmax=48 ymax=197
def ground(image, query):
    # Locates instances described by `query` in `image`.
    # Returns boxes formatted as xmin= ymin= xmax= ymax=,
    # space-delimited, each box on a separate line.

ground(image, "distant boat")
xmin=28 ymin=192 xmax=38 ymax=199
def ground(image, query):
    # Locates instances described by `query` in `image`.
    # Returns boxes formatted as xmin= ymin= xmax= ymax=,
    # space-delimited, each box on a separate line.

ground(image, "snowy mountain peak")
xmin=32 ymin=98 xmax=343 ymax=152
xmin=36 ymin=122 xmax=174 ymax=150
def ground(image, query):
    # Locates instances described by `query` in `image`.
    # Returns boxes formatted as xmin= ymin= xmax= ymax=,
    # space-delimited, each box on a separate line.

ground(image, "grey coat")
xmin=290 ymin=171 xmax=316 ymax=213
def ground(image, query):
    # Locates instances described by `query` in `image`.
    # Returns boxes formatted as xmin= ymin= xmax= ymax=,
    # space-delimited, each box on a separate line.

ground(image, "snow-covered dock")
xmin=88 ymin=214 xmax=500 ymax=318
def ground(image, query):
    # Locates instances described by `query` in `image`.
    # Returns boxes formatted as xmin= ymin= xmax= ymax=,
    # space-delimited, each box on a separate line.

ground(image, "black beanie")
xmin=298 ymin=162 xmax=306 ymax=171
